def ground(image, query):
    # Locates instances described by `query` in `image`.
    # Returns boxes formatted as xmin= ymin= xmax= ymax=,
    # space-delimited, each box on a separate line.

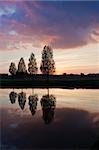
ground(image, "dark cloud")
xmin=0 ymin=1 xmax=99 ymax=50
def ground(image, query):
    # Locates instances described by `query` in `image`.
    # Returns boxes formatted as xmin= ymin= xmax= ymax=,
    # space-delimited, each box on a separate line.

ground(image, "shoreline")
xmin=0 ymin=74 xmax=99 ymax=89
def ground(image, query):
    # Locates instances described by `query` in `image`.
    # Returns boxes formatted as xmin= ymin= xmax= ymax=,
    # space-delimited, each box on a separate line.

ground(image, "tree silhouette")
xmin=40 ymin=46 xmax=55 ymax=74
xmin=40 ymin=94 xmax=56 ymax=124
xmin=40 ymin=46 xmax=55 ymax=94
xmin=9 ymin=91 xmax=17 ymax=104
xmin=9 ymin=62 xmax=17 ymax=75
xmin=28 ymin=94 xmax=38 ymax=116
xmin=17 ymin=57 xmax=27 ymax=74
xmin=18 ymin=92 xmax=26 ymax=110
xmin=28 ymin=53 xmax=38 ymax=74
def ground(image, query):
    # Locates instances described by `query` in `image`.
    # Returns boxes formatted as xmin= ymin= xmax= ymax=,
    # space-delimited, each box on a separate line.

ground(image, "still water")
xmin=0 ymin=88 xmax=99 ymax=149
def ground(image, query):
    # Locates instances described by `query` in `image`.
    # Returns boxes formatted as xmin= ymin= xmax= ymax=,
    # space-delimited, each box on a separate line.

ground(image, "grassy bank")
xmin=0 ymin=74 xmax=99 ymax=89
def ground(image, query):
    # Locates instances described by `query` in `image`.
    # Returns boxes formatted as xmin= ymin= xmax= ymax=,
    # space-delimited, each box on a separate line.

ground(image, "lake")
xmin=0 ymin=88 xmax=99 ymax=149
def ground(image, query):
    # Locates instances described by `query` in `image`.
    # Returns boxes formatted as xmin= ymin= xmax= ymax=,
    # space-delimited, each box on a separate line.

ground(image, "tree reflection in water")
xmin=18 ymin=92 xmax=26 ymax=110
xmin=40 ymin=94 xmax=56 ymax=124
xmin=9 ymin=90 xmax=56 ymax=122
xmin=28 ymin=94 xmax=38 ymax=116
xmin=9 ymin=91 xmax=17 ymax=104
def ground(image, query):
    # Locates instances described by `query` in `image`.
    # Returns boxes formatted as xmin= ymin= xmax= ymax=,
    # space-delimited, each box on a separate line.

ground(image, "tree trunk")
xmin=47 ymin=73 xmax=49 ymax=95
xmin=32 ymin=88 xmax=34 ymax=95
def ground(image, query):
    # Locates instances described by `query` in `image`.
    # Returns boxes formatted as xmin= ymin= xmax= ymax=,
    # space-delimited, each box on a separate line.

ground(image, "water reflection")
xmin=40 ymin=94 xmax=56 ymax=124
xmin=8 ymin=90 xmax=56 ymax=123
xmin=3 ymin=89 xmax=99 ymax=148
xmin=9 ymin=91 xmax=17 ymax=104
xmin=18 ymin=92 xmax=26 ymax=110
xmin=28 ymin=94 xmax=38 ymax=116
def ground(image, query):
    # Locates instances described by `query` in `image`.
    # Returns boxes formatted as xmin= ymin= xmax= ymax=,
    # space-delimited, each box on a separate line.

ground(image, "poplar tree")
xmin=18 ymin=92 xmax=26 ymax=110
xmin=9 ymin=62 xmax=17 ymax=75
xmin=9 ymin=91 xmax=17 ymax=104
xmin=17 ymin=57 xmax=27 ymax=74
xmin=40 ymin=46 xmax=55 ymax=94
xmin=28 ymin=53 xmax=38 ymax=74
xmin=40 ymin=46 xmax=55 ymax=74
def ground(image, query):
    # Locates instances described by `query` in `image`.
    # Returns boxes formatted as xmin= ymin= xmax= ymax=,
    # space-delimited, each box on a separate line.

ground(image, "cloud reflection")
xmin=1 ymin=106 xmax=99 ymax=149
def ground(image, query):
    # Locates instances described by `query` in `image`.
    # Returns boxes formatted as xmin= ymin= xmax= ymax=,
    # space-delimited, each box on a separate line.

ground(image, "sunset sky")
xmin=0 ymin=1 xmax=99 ymax=74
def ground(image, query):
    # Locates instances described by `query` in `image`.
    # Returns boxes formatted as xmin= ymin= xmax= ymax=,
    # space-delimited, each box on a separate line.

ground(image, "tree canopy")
xmin=28 ymin=53 xmax=38 ymax=74
xmin=40 ymin=46 xmax=55 ymax=74
xmin=17 ymin=57 xmax=27 ymax=74
xmin=9 ymin=62 xmax=17 ymax=75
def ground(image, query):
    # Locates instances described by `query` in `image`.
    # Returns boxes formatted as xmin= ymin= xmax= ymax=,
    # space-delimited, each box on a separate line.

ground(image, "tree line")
xmin=9 ymin=45 xmax=55 ymax=75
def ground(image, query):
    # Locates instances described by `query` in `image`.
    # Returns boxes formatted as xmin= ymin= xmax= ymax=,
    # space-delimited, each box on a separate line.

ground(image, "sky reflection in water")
xmin=0 ymin=88 xmax=99 ymax=149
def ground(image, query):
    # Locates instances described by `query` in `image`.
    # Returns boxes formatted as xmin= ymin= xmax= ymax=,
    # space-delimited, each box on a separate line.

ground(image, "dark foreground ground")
xmin=0 ymin=74 xmax=99 ymax=89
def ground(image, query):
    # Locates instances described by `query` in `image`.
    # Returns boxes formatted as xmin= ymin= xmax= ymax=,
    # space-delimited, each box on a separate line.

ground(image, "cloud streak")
xmin=0 ymin=1 xmax=99 ymax=51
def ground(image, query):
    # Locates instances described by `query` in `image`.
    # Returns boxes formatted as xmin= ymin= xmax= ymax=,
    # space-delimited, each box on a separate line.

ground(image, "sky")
xmin=0 ymin=0 xmax=99 ymax=74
